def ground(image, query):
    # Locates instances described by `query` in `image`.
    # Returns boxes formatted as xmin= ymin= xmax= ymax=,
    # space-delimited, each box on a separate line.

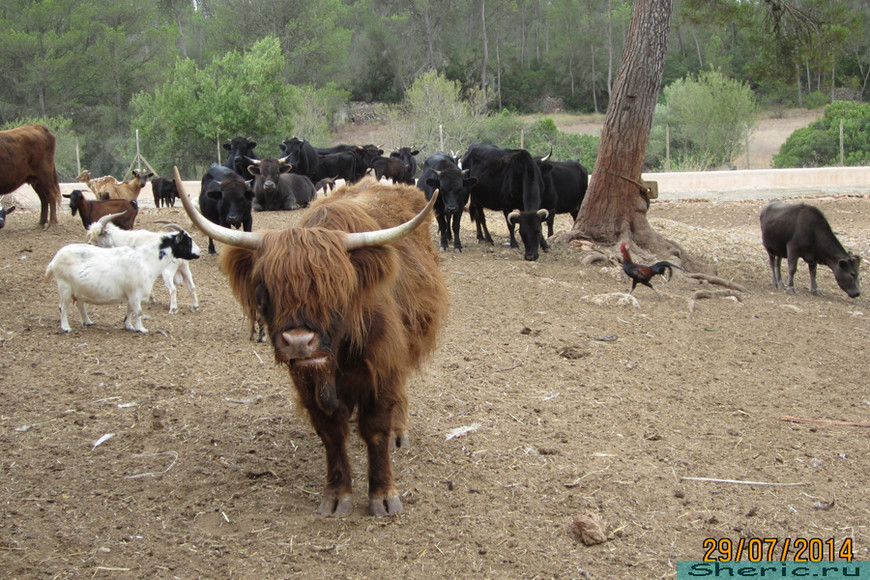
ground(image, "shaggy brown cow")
xmin=174 ymin=169 xmax=446 ymax=517
xmin=0 ymin=124 xmax=61 ymax=228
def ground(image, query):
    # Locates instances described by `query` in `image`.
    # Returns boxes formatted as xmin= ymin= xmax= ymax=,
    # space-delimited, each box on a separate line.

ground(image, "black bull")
xmin=416 ymin=152 xmax=477 ymax=252
xmin=248 ymin=157 xmax=316 ymax=211
xmin=462 ymin=145 xmax=551 ymax=261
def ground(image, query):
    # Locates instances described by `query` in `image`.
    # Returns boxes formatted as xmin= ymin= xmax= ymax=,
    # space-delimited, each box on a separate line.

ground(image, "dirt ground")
xmin=1 ymin=181 xmax=869 ymax=578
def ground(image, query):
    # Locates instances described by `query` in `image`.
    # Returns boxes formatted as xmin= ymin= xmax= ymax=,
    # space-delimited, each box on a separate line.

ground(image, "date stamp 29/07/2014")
xmin=701 ymin=537 xmax=854 ymax=562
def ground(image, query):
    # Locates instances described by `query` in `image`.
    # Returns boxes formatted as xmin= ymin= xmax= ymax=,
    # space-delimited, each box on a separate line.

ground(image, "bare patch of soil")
xmin=1 ymin=188 xmax=868 ymax=578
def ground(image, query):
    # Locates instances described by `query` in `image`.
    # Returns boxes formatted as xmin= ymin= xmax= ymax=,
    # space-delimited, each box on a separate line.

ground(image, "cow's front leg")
xmin=807 ymin=262 xmax=822 ymax=295
xmin=359 ymin=399 xmax=403 ymax=517
xmin=768 ymin=253 xmax=783 ymax=289
xmin=450 ymin=212 xmax=463 ymax=253
xmin=503 ymin=213 xmax=519 ymax=248
xmin=308 ymin=409 xmax=354 ymax=517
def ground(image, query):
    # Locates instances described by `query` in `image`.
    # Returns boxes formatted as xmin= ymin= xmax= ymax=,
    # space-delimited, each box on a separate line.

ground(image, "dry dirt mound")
xmin=1 ymin=191 xmax=868 ymax=578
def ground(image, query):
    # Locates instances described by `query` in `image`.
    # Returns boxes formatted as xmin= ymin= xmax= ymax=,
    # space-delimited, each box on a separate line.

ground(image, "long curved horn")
xmin=343 ymin=190 xmax=439 ymax=251
xmin=173 ymin=166 xmax=263 ymax=250
xmin=278 ymin=155 xmax=291 ymax=165
xmin=97 ymin=211 xmax=128 ymax=227
xmin=540 ymin=148 xmax=552 ymax=163
xmin=246 ymin=157 xmax=261 ymax=166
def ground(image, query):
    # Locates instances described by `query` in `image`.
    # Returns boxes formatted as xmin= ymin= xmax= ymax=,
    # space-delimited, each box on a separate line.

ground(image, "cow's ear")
xmin=248 ymin=141 xmax=257 ymax=149
xmin=348 ymin=245 xmax=399 ymax=291
xmin=411 ymin=150 xmax=420 ymax=156
xmin=223 ymin=143 xmax=231 ymax=151
xmin=206 ymin=190 xmax=223 ymax=201
xmin=463 ymin=176 xmax=478 ymax=188
xmin=248 ymin=165 xmax=261 ymax=176
xmin=425 ymin=177 xmax=439 ymax=189
xmin=851 ymin=254 xmax=862 ymax=265
xmin=279 ymin=163 xmax=292 ymax=174
xmin=5 ymin=206 xmax=14 ymax=215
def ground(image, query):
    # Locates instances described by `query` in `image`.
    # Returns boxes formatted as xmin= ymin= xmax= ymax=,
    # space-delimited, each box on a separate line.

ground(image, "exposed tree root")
xmin=688 ymin=289 xmax=745 ymax=312
xmin=684 ymin=273 xmax=748 ymax=293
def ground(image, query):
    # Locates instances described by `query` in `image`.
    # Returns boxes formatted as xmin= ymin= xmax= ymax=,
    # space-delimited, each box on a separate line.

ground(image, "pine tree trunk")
xmin=566 ymin=0 xmax=700 ymax=266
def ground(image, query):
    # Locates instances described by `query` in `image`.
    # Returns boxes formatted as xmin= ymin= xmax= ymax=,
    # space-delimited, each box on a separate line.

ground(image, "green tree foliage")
xmin=522 ymin=119 xmax=599 ymax=169
xmin=773 ymin=101 xmax=870 ymax=168
xmin=131 ymin=37 xmax=299 ymax=176
xmin=0 ymin=0 xmax=180 ymax=175
xmin=387 ymin=70 xmax=487 ymax=160
xmin=2 ymin=0 xmax=869 ymax=177
xmin=648 ymin=69 xmax=757 ymax=170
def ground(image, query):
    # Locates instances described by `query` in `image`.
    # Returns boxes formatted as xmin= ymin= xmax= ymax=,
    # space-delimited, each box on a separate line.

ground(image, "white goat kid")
xmin=86 ymin=213 xmax=200 ymax=313
xmin=44 ymin=228 xmax=200 ymax=333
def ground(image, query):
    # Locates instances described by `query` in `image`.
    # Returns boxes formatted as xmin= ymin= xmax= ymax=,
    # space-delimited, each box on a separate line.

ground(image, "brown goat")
xmin=176 ymin=172 xmax=446 ymax=518
xmin=63 ymin=189 xmax=138 ymax=230
xmin=96 ymin=169 xmax=153 ymax=201
xmin=76 ymin=170 xmax=120 ymax=198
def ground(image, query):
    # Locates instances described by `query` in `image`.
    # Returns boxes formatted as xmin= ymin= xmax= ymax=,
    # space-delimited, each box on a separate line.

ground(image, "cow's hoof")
xmin=316 ymin=494 xmax=354 ymax=518
xmin=369 ymin=494 xmax=403 ymax=517
xmin=393 ymin=433 xmax=410 ymax=449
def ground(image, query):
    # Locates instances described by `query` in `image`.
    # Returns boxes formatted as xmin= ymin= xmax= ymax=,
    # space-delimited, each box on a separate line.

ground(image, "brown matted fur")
xmin=217 ymin=176 xmax=447 ymax=517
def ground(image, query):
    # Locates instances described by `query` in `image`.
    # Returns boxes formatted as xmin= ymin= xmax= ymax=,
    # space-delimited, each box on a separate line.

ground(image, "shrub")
xmin=773 ymin=101 xmax=870 ymax=168
xmin=648 ymin=69 xmax=757 ymax=170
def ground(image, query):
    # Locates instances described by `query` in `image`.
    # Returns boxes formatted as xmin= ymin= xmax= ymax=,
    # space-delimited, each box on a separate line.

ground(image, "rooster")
xmin=619 ymin=242 xmax=683 ymax=298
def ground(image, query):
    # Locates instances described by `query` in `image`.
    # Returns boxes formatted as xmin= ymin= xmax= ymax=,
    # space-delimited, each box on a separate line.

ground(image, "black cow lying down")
xmin=760 ymin=200 xmax=861 ymax=298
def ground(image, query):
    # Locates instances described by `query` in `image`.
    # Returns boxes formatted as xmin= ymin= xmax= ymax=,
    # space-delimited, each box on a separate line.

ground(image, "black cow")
xmin=461 ymin=144 xmax=551 ymax=261
xmin=542 ymin=160 xmax=588 ymax=237
xmin=313 ymin=144 xmax=356 ymax=156
xmin=417 ymin=153 xmax=477 ymax=252
xmin=280 ymin=137 xmax=319 ymax=179
xmin=352 ymin=144 xmax=385 ymax=182
xmin=312 ymin=150 xmax=358 ymax=183
xmin=390 ymin=147 xmax=420 ymax=184
xmin=306 ymin=144 xmax=383 ymax=184
xmin=248 ymin=157 xmax=316 ymax=211
xmin=760 ymin=200 xmax=861 ymax=298
xmin=199 ymin=163 xmax=254 ymax=254
xmin=151 ymin=176 xmax=178 ymax=208
xmin=0 ymin=205 xmax=15 ymax=229
xmin=371 ymin=156 xmax=408 ymax=184
xmin=223 ymin=136 xmax=259 ymax=181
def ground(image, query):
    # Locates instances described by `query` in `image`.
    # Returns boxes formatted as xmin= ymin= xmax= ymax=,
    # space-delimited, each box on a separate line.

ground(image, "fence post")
xmin=840 ymin=119 xmax=844 ymax=166
xmin=665 ymin=124 xmax=671 ymax=172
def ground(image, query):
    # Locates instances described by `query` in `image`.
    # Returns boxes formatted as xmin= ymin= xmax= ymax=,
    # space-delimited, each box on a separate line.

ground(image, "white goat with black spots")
xmin=86 ymin=213 xmax=200 ymax=313
xmin=44 ymin=226 xmax=200 ymax=333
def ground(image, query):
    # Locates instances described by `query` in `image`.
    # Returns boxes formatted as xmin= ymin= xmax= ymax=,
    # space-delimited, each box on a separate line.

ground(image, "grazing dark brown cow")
xmin=0 ymin=124 xmax=61 ymax=229
xmin=175 ymin=170 xmax=446 ymax=517
xmin=760 ymin=200 xmax=861 ymax=298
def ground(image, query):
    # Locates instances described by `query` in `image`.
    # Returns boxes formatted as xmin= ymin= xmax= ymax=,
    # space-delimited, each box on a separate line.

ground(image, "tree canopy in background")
xmin=0 ymin=0 xmax=868 ymax=176
xmin=131 ymin=37 xmax=299 ymax=176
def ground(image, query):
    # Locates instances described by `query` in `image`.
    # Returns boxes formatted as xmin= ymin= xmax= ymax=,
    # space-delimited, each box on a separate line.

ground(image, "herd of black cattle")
xmin=189 ymin=136 xmax=589 ymax=262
